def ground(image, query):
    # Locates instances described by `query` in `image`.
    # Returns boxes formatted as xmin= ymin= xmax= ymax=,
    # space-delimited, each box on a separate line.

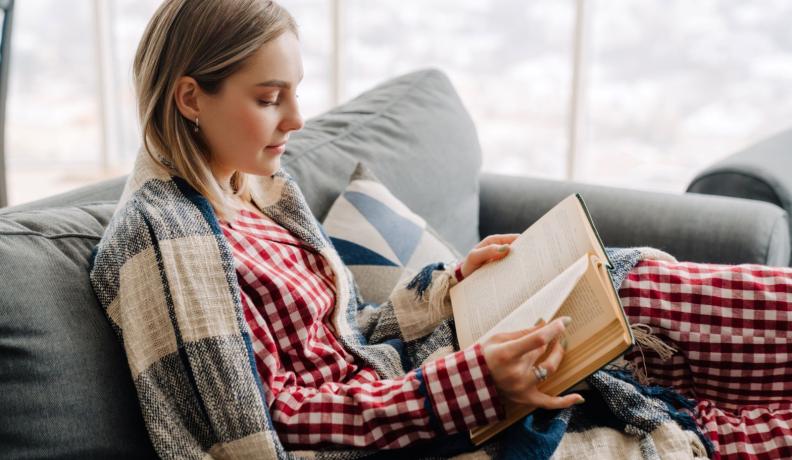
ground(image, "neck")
xmin=209 ymin=159 xmax=235 ymax=193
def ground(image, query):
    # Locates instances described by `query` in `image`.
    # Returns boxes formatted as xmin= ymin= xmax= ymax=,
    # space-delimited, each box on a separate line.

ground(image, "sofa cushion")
xmin=322 ymin=162 xmax=462 ymax=305
xmin=0 ymin=203 xmax=157 ymax=458
xmin=282 ymin=68 xmax=483 ymax=255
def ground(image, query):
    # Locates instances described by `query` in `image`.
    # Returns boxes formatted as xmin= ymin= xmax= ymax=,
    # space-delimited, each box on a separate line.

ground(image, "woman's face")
xmin=198 ymin=31 xmax=304 ymax=183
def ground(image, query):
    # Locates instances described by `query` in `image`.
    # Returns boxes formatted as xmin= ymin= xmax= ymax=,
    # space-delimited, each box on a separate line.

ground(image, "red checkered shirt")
xmin=219 ymin=209 xmax=504 ymax=449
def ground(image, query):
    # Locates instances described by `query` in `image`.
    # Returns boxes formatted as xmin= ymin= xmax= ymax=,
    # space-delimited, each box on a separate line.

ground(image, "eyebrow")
xmin=255 ymin=80 xmax=290 ymax=89
xmin=254 ymin=74 xmax=305 ymax=89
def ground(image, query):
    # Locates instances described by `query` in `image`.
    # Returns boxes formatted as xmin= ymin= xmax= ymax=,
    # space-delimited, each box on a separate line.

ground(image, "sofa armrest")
xmin=479 ymin=173 xmax=791 ymax=267
xmin=686 ymin=127 xmax=792 ymax=264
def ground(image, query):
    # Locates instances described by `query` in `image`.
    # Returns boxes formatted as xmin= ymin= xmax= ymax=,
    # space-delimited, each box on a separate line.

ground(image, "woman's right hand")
xmin=480 ymin=316 xmax=585 ymax=410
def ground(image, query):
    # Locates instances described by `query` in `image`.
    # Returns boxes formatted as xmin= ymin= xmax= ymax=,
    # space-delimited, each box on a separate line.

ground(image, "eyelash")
xmin=257 ymin=94 xmax=300 ymax=107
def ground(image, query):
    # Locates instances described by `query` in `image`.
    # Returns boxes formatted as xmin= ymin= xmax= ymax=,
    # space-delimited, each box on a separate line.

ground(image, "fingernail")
xmin=497 ymin=244 xmax=508 ymax=252
xmin=561 ymin=316 xmax=572 ymax=326
xmin=560 ymin=337 xmax=568 ymax=350
xmin=575 ymin=397 xmax=586 ymax=405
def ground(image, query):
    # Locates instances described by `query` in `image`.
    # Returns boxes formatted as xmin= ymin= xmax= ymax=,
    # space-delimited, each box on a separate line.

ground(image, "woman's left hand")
xmin=459 ymin=233 xmax=520 ymax=279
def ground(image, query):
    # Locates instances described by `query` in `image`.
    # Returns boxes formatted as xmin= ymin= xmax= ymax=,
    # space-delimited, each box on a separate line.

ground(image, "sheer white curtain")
xmin=5 ymin=0 xmax=792 ymax=206
xmin=582 ymin=0 xmax=792 ymax=192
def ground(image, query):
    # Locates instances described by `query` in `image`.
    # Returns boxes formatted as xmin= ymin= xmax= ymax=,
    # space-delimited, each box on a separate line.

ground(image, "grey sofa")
xmin=687 ymin=127 xmax=792 ymax=264
xmin=1 ymin=68 xmax=788 ymax=459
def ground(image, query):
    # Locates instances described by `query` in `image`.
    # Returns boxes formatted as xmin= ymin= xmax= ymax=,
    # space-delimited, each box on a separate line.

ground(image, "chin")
xmin=250 ymin=161 xmax=281 ymax=177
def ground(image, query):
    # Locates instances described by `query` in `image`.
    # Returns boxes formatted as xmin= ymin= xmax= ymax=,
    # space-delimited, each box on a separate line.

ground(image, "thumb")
xmin=531 ymin=392 xmax=586 ymax=411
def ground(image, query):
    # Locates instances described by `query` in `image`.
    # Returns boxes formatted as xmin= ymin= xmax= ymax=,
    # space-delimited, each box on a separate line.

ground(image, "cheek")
xmin=235 ymin=106 xmax=272 ymax=144
xmin=205 ymin=102 xmax=281 ymax=174
xmin=205 ymin=99 xmax=273 ymax=163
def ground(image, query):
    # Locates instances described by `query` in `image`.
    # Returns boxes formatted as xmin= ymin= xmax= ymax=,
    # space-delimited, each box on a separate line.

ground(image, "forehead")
xmin=235 ymin=32 xmax=303 ymax=85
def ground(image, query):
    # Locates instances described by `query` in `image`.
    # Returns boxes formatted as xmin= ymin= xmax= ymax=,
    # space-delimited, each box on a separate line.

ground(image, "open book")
xmin=449 ymin=194 xmax=633 ymax=446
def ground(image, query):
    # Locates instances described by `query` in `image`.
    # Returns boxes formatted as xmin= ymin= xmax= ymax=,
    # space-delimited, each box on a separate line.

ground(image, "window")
xmin=344 ymin=0 xmax=575 ymax=178
xmin=582 ymin=0 xmax=792 ymax=192
xmin=4 ymin=1 xmax=792 ymax=206
xmin=6 ymin=0 xmax=101 ymax=205
xmin=5 ymin=0 xmax=330 ymax=206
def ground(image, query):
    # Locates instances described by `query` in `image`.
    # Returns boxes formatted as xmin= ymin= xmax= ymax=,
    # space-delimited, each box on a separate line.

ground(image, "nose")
xmin=281 ymin=101 xmax=304 ymax=133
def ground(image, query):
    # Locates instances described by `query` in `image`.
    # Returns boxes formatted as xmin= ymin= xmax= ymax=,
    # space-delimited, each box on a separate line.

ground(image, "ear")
xmin=173 ymin=75 xmax=202 ymax=121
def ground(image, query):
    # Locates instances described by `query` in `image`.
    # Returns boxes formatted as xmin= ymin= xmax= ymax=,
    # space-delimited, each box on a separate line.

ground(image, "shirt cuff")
xmin=420 ymin=343 xmax=505 ymax=434
xmin=453 ymin=262 xmax=465 ymax=283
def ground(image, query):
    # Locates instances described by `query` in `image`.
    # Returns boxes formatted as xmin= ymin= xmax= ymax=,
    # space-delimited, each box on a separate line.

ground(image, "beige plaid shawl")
xmin=89 ymin=150 xmax=707 ymax=459
xmin=88 ymin=151 xmax=469 ymax=459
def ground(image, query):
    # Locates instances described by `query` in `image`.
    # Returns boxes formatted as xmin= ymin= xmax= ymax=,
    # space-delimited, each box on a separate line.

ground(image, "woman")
xmin=89 ymin=1 xmax=790 ymax=459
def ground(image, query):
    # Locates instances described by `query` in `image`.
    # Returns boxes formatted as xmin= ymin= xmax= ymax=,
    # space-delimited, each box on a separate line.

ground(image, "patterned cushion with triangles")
xmin=322 ymin=162 xmax=463 ymax=305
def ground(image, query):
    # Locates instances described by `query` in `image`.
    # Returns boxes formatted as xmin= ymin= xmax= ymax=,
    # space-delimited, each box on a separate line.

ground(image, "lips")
xmin=265 ymin=142 xmax=287 ymax=155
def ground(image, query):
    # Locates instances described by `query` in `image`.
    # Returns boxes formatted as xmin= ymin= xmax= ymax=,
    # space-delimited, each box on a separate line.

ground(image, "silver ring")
xmin=532 ymin=365 xmax=548 ymax=382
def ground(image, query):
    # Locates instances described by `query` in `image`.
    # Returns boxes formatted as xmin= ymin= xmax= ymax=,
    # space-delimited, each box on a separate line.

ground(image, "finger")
xmin=535 ymin=338 xmax=566 ymax=376
xmin=468 ymin=244 xmax=510 ymax=267
xmin=475 ymin=233 xmax=521 ymax=249
xmin=521 ymin=338 xmax=558 ymax=366
xmin=504 ymin=317 xmax=569 ymax=359
xmin=487 ymin=324 xmax=542 ymax=344
xmin=530 ymin=391 xmax=585 ymax=410
xmin=520 ymin=340 xmax=551 ymax=369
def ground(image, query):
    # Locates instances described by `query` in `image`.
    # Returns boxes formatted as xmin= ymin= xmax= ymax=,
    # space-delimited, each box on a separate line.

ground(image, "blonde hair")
xmin=133 ymin=0 xmax=298 ymax=222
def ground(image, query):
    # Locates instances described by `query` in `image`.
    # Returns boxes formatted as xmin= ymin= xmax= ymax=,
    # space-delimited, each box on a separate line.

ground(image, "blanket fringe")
xmin=405 ymin=262 xmax=453 ymax=321
xmin=406 ymin=262 xmax=444 ymax=298
xmin=624 ymin=360 xmax=652 ymax=386
xmin=631 ymin=323 xmax=677 ymax=361
xmin=627 ymin=323 xmax=678 ymax=386
xmin=427 ymin=269 xmax=451 ymax=316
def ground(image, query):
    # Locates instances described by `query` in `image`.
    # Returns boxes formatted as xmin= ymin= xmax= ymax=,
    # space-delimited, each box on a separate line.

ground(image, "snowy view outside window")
xmin=4 ymin=0 xmax=792 ymax=206
xmin=583 ymin=0 xmax=792 ymax=191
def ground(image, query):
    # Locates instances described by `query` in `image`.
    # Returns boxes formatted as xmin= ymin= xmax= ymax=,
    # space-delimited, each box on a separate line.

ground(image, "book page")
xmin=460 ymin=254 xmax=590 ymax=348
xmin=450 ymin=195 xmax=598 ymax=345
xmin=575 ymin=197 xmax=609 ymax=267
xmin=554 ymin=256 xmax=613 ymax=349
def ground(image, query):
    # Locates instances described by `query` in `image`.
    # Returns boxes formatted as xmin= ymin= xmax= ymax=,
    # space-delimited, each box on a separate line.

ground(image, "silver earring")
xmin=194 ymin=117 xmax=200 ymax=132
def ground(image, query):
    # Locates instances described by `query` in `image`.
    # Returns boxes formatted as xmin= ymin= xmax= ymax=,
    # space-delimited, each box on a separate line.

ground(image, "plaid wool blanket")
xmin=88 ymin=151 xmax=710 ymax=459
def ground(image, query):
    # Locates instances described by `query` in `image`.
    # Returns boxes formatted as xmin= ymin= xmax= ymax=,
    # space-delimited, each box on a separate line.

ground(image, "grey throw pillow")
xmin=282 ymin=68 xmax=483 ymax=256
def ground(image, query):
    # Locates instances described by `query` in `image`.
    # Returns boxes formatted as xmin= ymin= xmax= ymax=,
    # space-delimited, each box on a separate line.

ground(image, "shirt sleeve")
xmin=420 ymin=342 xmax=505 ymax=434
xmin=453 ymin=261 xmax=465 ymax=283
xmin=269 ymin=342 xmax=505 ymax=449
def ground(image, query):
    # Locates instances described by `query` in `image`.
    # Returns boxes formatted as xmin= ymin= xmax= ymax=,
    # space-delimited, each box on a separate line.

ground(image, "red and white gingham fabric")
xmin=620 ymin=259 xmax=792 ymax=460
xmin=219 ymin=209 xmax=503 ymax=449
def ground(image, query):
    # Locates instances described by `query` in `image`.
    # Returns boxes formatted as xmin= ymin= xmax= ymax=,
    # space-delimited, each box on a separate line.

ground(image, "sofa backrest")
xmin=0 ymin=68 xmax=483 ymax=458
